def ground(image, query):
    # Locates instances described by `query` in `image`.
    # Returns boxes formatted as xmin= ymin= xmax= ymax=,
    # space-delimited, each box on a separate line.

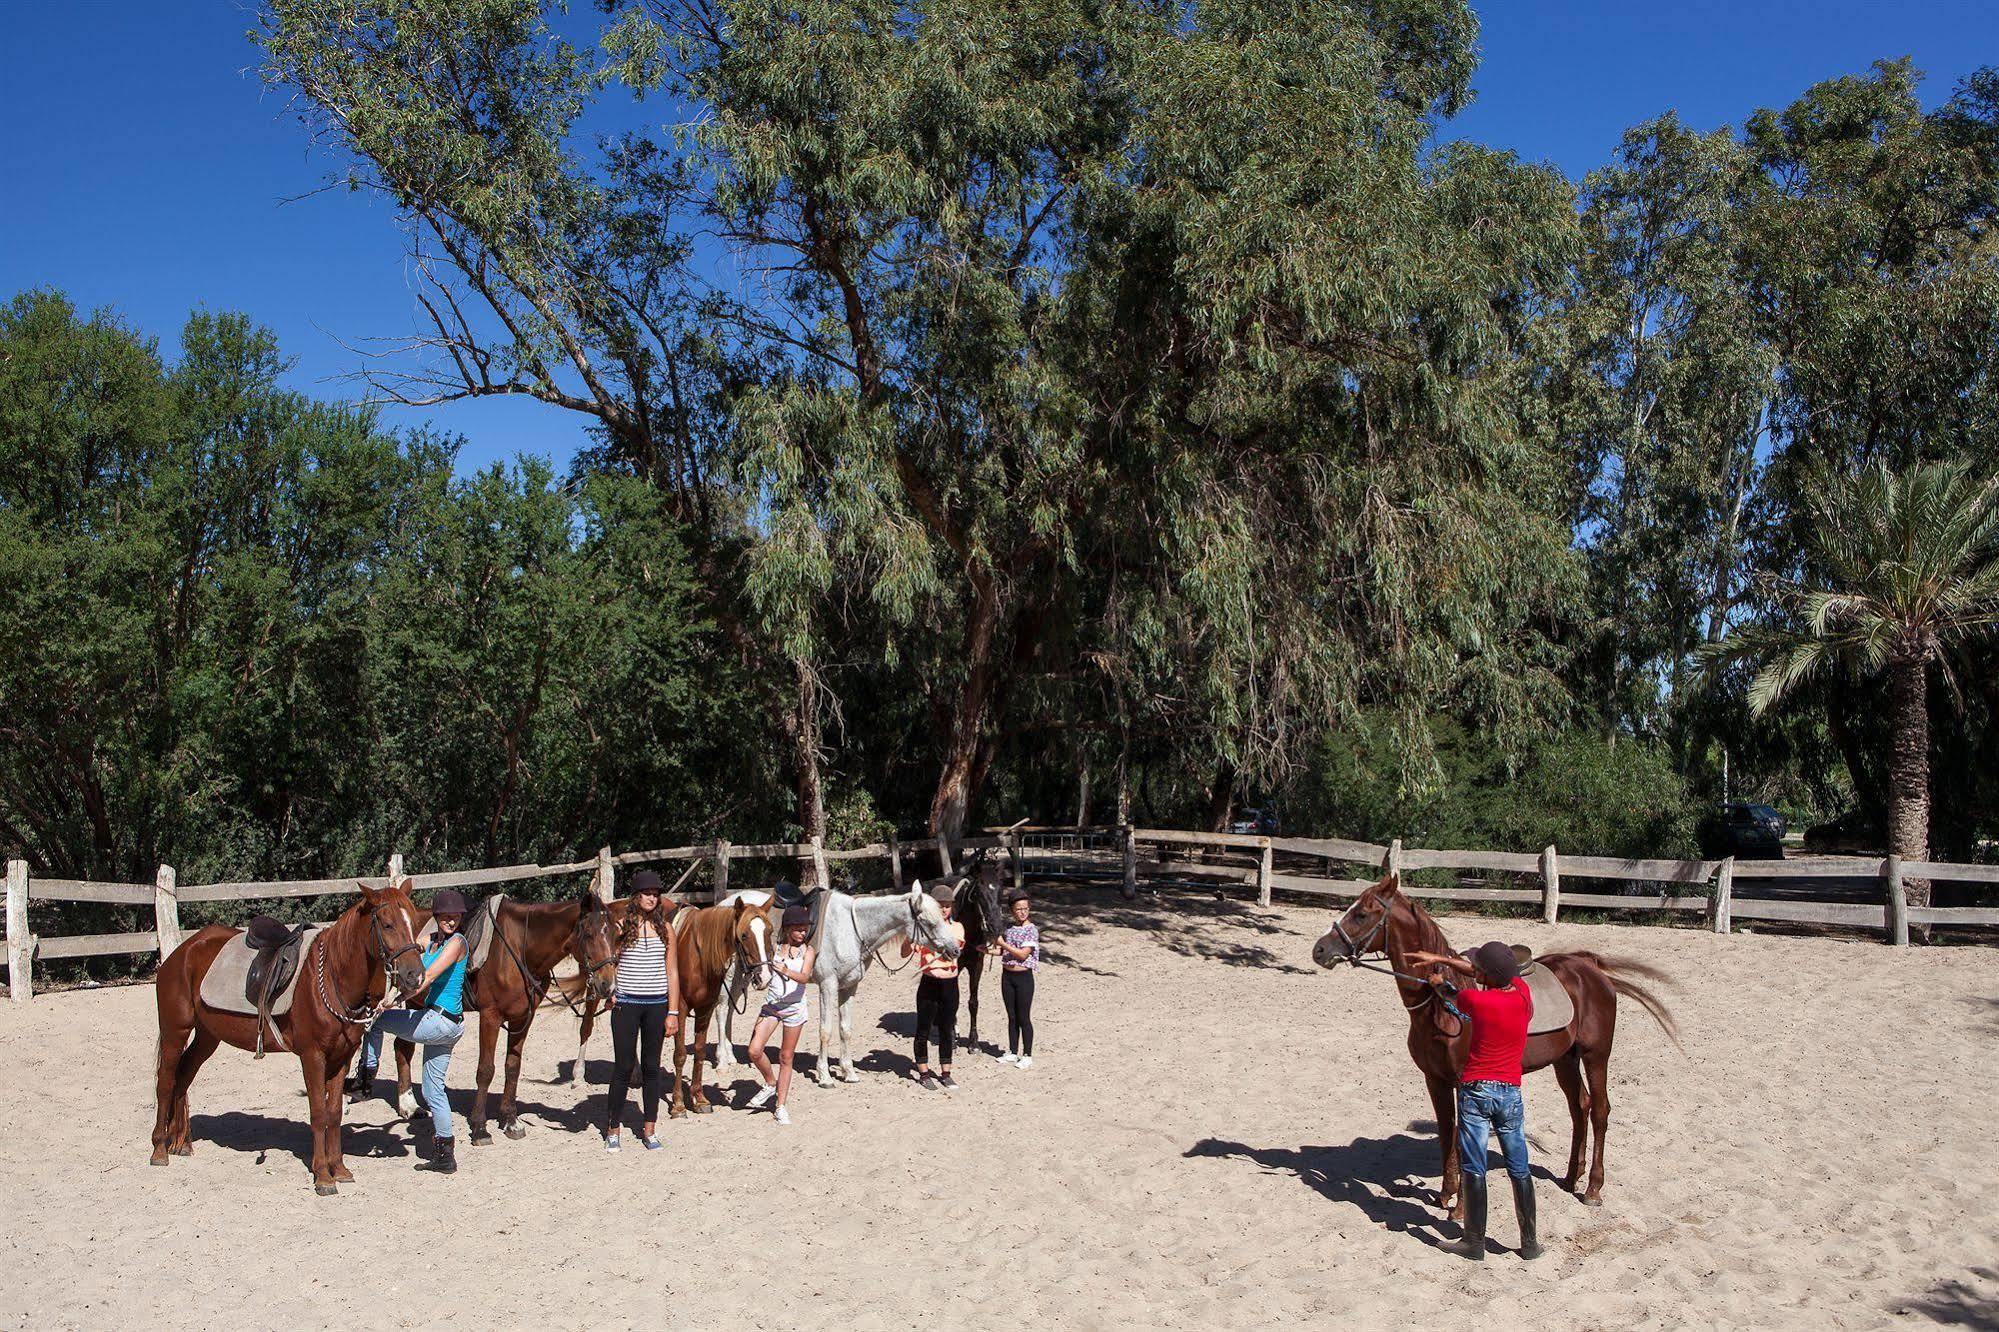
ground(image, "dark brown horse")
xmin=1311 ymin=873 xmax=1679 ymax=1217
xmin=942 ymin=850 xmax=1004 ymax=1051
xmin=665 ymin=899 xmax=765 ymax=1116
xmin=152 ymin=879 xmax=427 ymax=1194
xmin=389 ymin=882 xmax=620 ymax=1143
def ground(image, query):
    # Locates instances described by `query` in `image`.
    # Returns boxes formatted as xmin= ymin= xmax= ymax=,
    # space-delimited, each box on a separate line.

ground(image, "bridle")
xmin=1328 ymin=895 xmax=1467 ymax=1022
xmin=731 ymin=916 xmax=773 ymax=1014
xmin=495 ymin=901 xmax=618 ymax=1020
xmin=316 ymin=907 xmax=423 ymax=1026
xmin=869 ymin=895 xmax=948 ymax=976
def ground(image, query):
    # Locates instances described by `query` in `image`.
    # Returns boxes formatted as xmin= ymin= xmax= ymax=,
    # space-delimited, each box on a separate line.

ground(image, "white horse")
xmin=716 ymin=883 xmax=959 ymax=1087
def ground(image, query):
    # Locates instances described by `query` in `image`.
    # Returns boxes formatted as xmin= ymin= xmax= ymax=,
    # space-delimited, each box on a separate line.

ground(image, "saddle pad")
xmin=199 ymin=928 xmax=323 ymax=1018
xmin=416 ymin=894 xmax=503 ymax=973
xmin=1521 ymin=961 xmax=1574 ymax=1035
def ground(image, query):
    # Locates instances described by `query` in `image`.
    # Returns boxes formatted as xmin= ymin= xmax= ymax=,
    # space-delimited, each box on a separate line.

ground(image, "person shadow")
xmin=1184 ymin=1132 xmax=1459 ymax=1248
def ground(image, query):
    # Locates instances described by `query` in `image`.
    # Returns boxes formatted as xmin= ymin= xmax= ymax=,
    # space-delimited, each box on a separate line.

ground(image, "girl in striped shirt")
xmin=604 ymin=871 xmax=682 ymax=1152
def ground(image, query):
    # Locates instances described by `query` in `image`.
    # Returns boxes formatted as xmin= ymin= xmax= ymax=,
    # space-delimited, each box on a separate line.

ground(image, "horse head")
xmin=359 ymin=876 xmax=427 ymax=998
xmin=1312 ymin=872 xmax=1407 ymax=970
xmin=570 ymin=882 xmax=620 ymax=1001
xmin=734 ymin=899 xmax=772 ymax=987
xmin=905 ymin=883 xmax=961 ymax=959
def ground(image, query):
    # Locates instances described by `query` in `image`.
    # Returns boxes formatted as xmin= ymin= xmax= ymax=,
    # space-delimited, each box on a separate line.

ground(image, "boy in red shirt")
xmin=1406 ymin=940 xmax=1544 ymax=1262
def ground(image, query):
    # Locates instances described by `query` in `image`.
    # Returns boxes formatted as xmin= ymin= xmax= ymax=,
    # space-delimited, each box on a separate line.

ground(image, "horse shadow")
xmin=1184 ymin=1134 xmax=1457 ymax=1247
xmin=1901 ymin=1268 xmax=1999 ymax=1326
xmin=189 ymin=1109 xmax=416 ymax=1168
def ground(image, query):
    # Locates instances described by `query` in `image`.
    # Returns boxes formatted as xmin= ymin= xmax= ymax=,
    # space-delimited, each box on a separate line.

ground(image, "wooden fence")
xmin=1103 ymin=827 xmax=1999 ymax=945
xmin=1 ymin=830 xmax=1029 ymax=1005
xmin=9 ymin=822 xmax=1996 ymax=1004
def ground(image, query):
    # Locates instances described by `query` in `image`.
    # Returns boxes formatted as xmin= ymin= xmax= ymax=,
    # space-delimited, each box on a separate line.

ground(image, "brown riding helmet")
xmin=431 ymin=889 xmax=469 ymax=917
xmin=1471 ymin=940 xmax=1520 ymax=985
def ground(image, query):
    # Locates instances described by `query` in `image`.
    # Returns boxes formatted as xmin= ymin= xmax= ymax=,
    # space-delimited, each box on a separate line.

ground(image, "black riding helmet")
xmin=629 ymin=869 xmax=665 ymax=896
xmin=431 ymin=889 xmax=469 ymax=917
xmin=1471 ymin=940 xmax=1520 ymax=985
xmin=781 ymin=904 xmax=811 ymax=930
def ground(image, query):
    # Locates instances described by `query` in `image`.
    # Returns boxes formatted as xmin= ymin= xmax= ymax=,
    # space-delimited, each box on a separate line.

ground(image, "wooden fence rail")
xmin=7 ymin=823 xmax=1995 ymax=1003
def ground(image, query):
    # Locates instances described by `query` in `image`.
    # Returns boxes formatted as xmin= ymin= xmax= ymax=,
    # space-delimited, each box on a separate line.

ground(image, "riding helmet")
xmin=630 ymin=869 xmax=665 ymax=896
xmin=1471 ymin=940 xmax=1520 ymax=984
xmin=781 ymin=905 xmax=811 ymax=929
xmin=431 ymin=889 xmax=469 ymax=917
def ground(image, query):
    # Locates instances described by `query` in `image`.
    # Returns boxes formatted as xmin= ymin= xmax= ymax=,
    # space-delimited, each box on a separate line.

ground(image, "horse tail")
xmin=1586 ymin=953 xmax=1684 ymax=1053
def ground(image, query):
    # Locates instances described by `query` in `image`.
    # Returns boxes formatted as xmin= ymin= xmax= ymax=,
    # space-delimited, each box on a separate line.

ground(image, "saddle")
xmin=770 ymin=880 xmax=828 ymax=941
xmin=1466 ymin=944 xmax=1574 ymax=1035
xmin=243 ymin=915 xmax=308 ymax=1058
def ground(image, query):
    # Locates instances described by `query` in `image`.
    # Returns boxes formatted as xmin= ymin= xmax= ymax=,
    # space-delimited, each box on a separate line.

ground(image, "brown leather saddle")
xmin=243 ymin=915 xmax=308 ymax=1058
xmin=771 ymin=879 xmax=827 ymax=940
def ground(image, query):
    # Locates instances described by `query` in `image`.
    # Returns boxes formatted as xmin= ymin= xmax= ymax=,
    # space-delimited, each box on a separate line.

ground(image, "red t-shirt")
xmin=1457 ymin=977 xmax=1532 ymax=1085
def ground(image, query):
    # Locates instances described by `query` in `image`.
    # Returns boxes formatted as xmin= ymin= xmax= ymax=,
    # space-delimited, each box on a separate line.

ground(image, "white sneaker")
xmin=748 ymin=1085 xmax=776 ymax=1110
xmin=998 ymin=1052 xmax=1019 ymax=1064
xmin=603 ymin=1134 xmax=621 ymax=1153
xmin=774 ymin=1105 xmax=792 ymax=1126
xmin=1016 ymin=1056 xmax=1034 ymax=1070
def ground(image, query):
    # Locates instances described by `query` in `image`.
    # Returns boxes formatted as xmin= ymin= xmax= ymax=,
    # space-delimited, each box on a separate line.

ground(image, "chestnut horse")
xmin=390 ymin=882 xmax=620 ymax=1143
xmin=1311 ymin=873 xmax=1679 ymax=1217
xmin=152 ymin=879 xmax=427 ymax=1194
xmin=665 ymin=899 xmax=765 ymax=1116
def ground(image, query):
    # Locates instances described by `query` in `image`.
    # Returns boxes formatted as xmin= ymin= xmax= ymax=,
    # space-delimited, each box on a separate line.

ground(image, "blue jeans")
xmin=360 ymin=1008 xmax=464 ymax=1140
xmin=1457 ymin=1080 xmax=1531 ymax=1181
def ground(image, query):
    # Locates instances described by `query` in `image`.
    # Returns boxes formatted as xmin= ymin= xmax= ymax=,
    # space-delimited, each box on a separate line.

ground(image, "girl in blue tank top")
xmin=347 ymin=887 xmax=472 ymax=1176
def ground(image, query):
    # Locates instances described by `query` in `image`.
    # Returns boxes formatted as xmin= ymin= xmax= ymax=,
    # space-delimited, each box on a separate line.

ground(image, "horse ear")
xmin=909 ymin=879 xmax=925 ymax=895
xmin=1377 ymin=871 xmax=1401 ymax=895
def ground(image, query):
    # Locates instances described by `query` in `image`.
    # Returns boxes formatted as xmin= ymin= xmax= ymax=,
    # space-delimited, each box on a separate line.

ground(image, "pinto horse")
xmin=390 ymin=882 xmax=620 ymax=1143
xmin=1311 ymin=873 xmax=1679 ymax=1217
xmin=151 ymin=879 xmax=427 ymax=1194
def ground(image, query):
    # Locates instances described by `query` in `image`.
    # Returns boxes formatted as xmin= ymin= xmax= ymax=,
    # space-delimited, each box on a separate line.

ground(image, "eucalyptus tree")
xmin=1717 ymin=460 xmax=1999 ymax=904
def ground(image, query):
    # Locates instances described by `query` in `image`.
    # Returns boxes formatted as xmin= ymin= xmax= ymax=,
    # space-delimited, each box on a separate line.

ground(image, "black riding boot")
xmin=1445 ymin=1175 xmax=1487 ymax=1260
xmin=416 ymin=1136 xmax=456 ymax=1175
xmin=343 ymin=1066 xmax=375 ymax=1104
xmin=1512 ymin=1176 xmax=1544 ymax=1260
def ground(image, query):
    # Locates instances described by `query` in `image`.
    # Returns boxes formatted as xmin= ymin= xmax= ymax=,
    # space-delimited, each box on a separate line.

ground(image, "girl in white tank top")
xmin=748 ymin=908 xmax=814 ymax=1124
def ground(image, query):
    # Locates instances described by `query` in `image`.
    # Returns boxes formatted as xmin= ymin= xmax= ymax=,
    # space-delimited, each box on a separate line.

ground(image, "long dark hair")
xmin=617 ymin=891 xmax=671 ymax=954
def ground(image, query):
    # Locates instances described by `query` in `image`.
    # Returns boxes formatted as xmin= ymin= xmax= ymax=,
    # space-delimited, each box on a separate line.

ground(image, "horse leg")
xmin=169 ymin=1028 xmax=220 ymax=1156
xmin=302 ymin=1052 xmax=338 ymax=1194
xmin=469 ymin=1015 xmax=500 ymax=1145
xmin=1427 ymin=1073 xmax=1463 ymax=1220
xmin=668 ymin=1011 xmax=689 ymax=1119
xmin=837 ymin=990 xmax=858 ymax=1081
xmin=814 ymin=980 xmax=838 ymax=1088
xmin=963 ymin=957 xmax=980 ymax=1050
xmin=1581 ymin=1050 xmax=1611 ymax=1206
xmin=688 ymin=1011 xmax=715 ymax=1114
xmin=500 ymin=1023 xmax=528 ymax=1138
xmin=392 ymin=1036 xmax=418 ymax=1119
xmin=325 ymin=1050 xmax=356 ymax=1183
xmin=151 ymin=1022 xmax=195 ymax=1164
xmin=1553 ymin=1048 xmax=1589 ymax=1195
xmin=573 ymin=997 xmax=597 ymax=1086
xmin=713 ymin=964 xmax=742 ymax=1070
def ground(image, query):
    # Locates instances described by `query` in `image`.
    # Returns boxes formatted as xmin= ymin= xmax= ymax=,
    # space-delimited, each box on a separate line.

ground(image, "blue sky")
xmin=4 ymin=1 xmax=1993 ymax=477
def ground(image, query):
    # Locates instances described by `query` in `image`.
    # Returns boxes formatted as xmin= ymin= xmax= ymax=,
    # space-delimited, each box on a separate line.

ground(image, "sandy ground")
xmin=0 ymin=888 xmax=1994 ymax=1330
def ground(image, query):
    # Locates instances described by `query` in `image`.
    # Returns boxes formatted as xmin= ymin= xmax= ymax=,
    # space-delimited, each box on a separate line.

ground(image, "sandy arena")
xmin=0 ymin=890 xmax=1993 ymax=1329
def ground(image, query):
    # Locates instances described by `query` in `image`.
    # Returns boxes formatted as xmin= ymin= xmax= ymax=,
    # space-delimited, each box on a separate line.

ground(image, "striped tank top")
xmin=614 ymin=929 xmax=671 ymax=1002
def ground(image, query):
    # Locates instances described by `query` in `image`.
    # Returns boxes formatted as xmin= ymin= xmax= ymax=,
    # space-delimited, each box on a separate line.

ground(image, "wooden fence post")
xmin=7 ymin=860 xmax=31 ymax=1003
xmin=810 ymin=835 xmax=829 ymax=891
xmin=387 ymin=852 xmax=404 ymax=883
xmin=154 ymin=863 xmax=182 ymax=957
xmin=887 ymin=833 xmax=904 ymax=892
xmin=1710 ymin=856 xmax=1734 ymax=935
xmin=1256 ymin=837 xmax=1273 ymax=908
xmin=1883 ymin=854 xmax=1908 ymax=947
xmin=712 ymin=840 xmax=730 ymax=903
xmin=596 ymin=846 xmax=614 ymax=903
xmin=1010 ymin=832 xmax=1025 ymax=897
xmin=1384 ymin=838 xmax=1403 ymax=883
xmin=1122 ymin=825 xmax=1138 ymax=900
xmin=1540 ymin=844 xmax=1561 ymax=925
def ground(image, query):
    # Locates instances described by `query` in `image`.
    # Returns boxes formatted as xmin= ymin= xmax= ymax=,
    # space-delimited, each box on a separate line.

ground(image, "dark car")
xmin=1698 ymin=802 xmax=1787 ymax=860
xmin=1227 ymin=807 xmax=1281 ymax=836
xmin=1803 ymin=807 xmax=1884 ymax=856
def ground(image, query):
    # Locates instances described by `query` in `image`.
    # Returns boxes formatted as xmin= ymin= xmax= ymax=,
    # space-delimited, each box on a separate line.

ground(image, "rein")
xmin=1330 ymin=903 xmax=1467 ymax=1022
xmin=313 ymin=912 xmax=411 ymax=1028
xmin=494 ymin=904 xmax=613 ymax=1021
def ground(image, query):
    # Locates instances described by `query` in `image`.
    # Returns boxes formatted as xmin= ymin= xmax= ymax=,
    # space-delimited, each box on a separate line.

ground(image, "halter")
xmin=868 ymin=895 xmax=937 ymax=976
xmin=494 ymin=904 xmax=617 ymax=1021
xmin=731 ymin=920 xmax=773 ymax=1014
xmin=1329 ymin=896 xmax=1467 ymax=1022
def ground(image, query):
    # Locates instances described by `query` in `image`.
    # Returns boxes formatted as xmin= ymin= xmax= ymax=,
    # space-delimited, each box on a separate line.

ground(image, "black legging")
xmin=1001 ymin=969 xmax=1035 ymax=1056
xmin=914 ymin=974 xmax=959 ymax=1067
xmin=607 ymin=1000 xmax=667 ymax=1130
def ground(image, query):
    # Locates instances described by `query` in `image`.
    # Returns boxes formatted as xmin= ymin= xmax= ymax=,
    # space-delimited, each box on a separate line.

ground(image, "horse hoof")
xmin=315 ymin=1182 xmax=339 ymax=1196
xmin=332 ymin=1166 xmax=354 ymax=1183
xmin=171 ymin=1143 xmax=193 ymax=1157
xmin=149 ymin=1153 xmax=169 ymax=1167
xmin=470 ymin=1133 xmax=493 ymax=1147
xmin=669 ymin=1106 xmax=688 ymax=1120
xmin=503 ymin=1125 xmax=526 ymax=1141
xmin=1582 ymin=1195 xmax=1604 ymax=1208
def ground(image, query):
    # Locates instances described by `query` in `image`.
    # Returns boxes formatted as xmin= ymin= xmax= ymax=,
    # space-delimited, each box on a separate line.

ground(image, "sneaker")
xmin=1017 ymin=1056 xmax=1034 ymax=1070
xmin=918 ymin=1071 xmax=940 ymax=1092
xmin=603 ymin=1134 xmax=621 ymax=1153
xmin=748 ymin=1085 xmax=776 ymax=1110
xmin=998 ymin=1052 xmax=1019 ymax=1064
xmin=938 ymin=1072 xmax=958 ymax=1092
xmin=641 ymin=1134 xmax=663 ymax=1151
xmin=774 ymin=1105 xmax=792 ymax=1126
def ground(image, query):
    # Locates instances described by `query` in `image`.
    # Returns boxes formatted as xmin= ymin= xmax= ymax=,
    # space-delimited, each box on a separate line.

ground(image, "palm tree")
xmin=1718 ymin=460 xmax=1999 ymax=907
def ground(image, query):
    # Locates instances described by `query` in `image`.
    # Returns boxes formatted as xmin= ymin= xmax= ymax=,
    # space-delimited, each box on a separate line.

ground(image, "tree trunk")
xmin=1204 ymin=756 xmax=1238 ymax=833
xmin=784 ymin=654 xmax=827 ymax=853
xmin=928 ymin=574 xmax=1003 ymax=845
xmin=1885 ymin=654 xmax=1931 ymax=913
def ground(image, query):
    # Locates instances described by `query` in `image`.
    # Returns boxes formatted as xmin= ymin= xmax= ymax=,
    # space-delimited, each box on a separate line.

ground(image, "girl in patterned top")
xmin=603 ymin=870 xmax=682 ymax=1153
xmin=995 ymin=893 xmax=1040 ymax=1068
